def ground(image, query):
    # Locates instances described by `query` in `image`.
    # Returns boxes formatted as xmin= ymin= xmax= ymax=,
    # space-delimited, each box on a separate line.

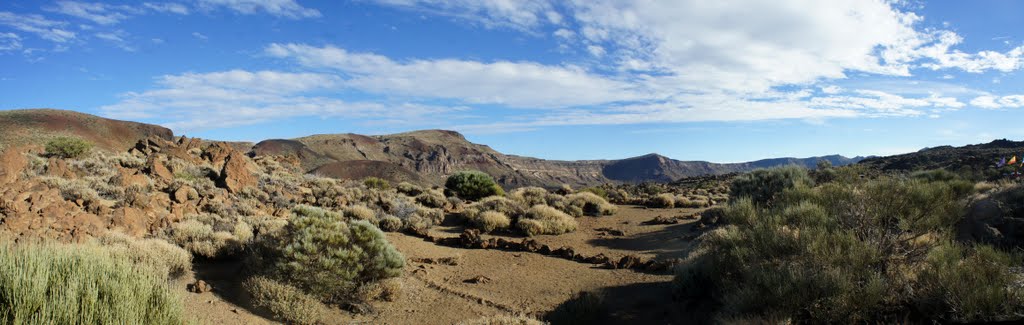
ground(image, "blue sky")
xmin=2 ymin=1 xmax=1024 ymax=162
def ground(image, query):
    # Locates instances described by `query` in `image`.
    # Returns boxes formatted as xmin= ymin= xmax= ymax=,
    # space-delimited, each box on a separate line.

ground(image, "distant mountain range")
xmin=0 ymin=109 xmax=865 ymax=187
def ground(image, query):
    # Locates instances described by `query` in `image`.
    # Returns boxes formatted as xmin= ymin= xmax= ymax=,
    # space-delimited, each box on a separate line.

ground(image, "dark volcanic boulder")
xmin=957 ymin=186 xmax=1024 ymax=248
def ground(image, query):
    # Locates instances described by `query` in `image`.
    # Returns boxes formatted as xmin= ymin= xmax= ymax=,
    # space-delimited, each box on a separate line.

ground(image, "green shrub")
xmin=917 ymin=243 xmax=1023 ymax=321
xmin=446 ymin=171 xmax=505 ymax=201
xmin=378 ymin=215 xmax=403 ymax=232
xmin=566 ymin=192 xmax=616 ymax=216
xmin=363 ymin=177 xmax=391 ymax=190
xmin=648 ymin=193 xmax=675 ymax=208
xmin=729 ymin=166 xmax=813 ymax=206
xmin=167 ymin=214 xmax=253 ymax=259
xmin=677 ymin=173 xmax=1017 ymax=322
xmin=415 ymin=190 xmax=448 ymax=209
xmin=45 ymin=136 xmax=93 ymax=159
xmin=516 ymin=205 xmax=577 ymax=236
xmin=578 ymin=187 xmax=608 ymax=199
xmin=343 ymin=204 xmax=377 ymax=222
xmin=244 ymin=276 xmax=327 ymax=325
xmin=0 ymin=241 xmax=183 ymax=324
xmin=98 ymin=232 xmax=192 ymax=279
xmin=474 ymin=211 xmax=511 ymax=233
xmin=395 ymin=182 xmax=423 ymax=196
xmin=462 ymin=196 xmax=525 ymax=222
xmin=265 ymin=205 xmax=404 ymax=304
xmin=509 ymin=187 xmax=550 ymax=207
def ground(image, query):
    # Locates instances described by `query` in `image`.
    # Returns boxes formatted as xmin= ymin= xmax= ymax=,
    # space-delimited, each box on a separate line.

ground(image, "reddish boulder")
xmin=216 ymin=154 xmax=257 ymax=193
xmin=0 ymin=147 xmax=27 ymax=184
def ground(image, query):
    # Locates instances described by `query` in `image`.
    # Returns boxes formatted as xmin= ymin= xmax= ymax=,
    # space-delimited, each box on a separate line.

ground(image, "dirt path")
xmin=180 ymin=206 xmax=700 ymax=324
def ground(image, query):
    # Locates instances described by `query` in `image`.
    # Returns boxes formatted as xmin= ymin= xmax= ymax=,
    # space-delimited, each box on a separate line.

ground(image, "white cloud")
xmin=192 ymin=32 xmax=208 ymax=40
xmin=95 ymin=30 xmax=135 ymax=51
xmin=553 ymin=28 xmax=574 ymax=40
xmin=197 ymin=0 xmax=320 ymax=18
xmin=970 ymin=95 xmax=1024 ymax=109
xmin=143 ymin=2 xmax=190 ymax=15
xmin=46 ymin=1 xmax=132 ymax=25
xmin=370 ymin=0 xmax=552 ymax=30
xmin=970 ymin=96 xmax=1002 ymax=109
xmin=0 ymin=32 xmax=22 ymax=51
xmin=100 ymin=70 xmax=459 ymax=131
xmin=0 ymin=11 xmax=76 ymax=42
xmin=586 ymin=45 xmax=605 ymax=57
xmin=265 ymin=43 xmax=647 ymax=108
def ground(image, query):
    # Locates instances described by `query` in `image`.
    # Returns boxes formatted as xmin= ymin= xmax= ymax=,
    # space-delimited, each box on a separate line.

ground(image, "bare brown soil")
xmin=181 ymin=205 xmax=699 ymax=324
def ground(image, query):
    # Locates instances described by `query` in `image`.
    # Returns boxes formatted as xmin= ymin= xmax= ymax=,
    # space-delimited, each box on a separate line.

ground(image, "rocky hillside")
xmin=858 ymin=139 xmax=1024 ymax=177
xmin=253 ymin=131 xmax=862 ymax=187
xmin=0 ymin=109 xmax=173 ymax=152
xmin=0 ymin=109 xmax=862 ymax=187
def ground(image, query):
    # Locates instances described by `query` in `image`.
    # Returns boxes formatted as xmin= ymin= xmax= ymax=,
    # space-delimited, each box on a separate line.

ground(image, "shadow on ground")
xmin=544 ymin=281 xmax=706 ymax=325
xmin=586 ymin=223 xmax=699 ymax=260
xmin=191 ymin=259 xmax=275 ymax=321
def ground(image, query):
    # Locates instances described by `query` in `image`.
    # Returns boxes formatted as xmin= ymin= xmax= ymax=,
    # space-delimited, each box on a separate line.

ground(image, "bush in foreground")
xmin=259 ymin=205 xmax=405 ymax=304
xmin=677 ymin=172 xmax=1020 ymax=322
xmin=446 ymin=171 xmax=504 ymax=201
xmin=45 ymin=136 xmax=93 ymax=159
xmin=0 ymin=241 xmax=183 ymax=324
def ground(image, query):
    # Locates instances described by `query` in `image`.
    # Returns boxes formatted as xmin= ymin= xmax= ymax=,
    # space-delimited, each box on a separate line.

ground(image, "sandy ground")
xmin=178 ymin=205 xmax=701 ymax=324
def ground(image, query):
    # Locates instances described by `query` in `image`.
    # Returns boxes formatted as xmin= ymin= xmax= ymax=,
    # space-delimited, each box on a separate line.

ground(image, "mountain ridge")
xmin=0 ymin=109 xmax=864 ymax=186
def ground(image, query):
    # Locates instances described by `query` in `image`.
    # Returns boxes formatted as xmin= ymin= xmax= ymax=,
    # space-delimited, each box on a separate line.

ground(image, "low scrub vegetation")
xmin=244 ymin=276 xmax=328 ymax=325
xmin=44 ymin=136 xmax=93 ymax=159
xmin=0 ymin=240 xmax=184 ymax=324
xmin=167 ymin=213 xmax=253 ymax=258
xmin=675 ymin=166 xmax=1023 ymax=323
xmin=247 ymin=205 xmax=405 ymax=309
xmin=517 ymin=205 xmax=578 ymax=236
xmin=446 ymin=171 xmax=504 ymax=201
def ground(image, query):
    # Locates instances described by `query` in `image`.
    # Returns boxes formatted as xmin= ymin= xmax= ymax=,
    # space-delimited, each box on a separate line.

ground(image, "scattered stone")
xmin=595 ymin=227 xmax=625 ymax=236
xmin=187 ymin=280 xmax=212 ymax=293
xmin=459 ymin=229 xmax=482 ymax=248
xmin=412 ymin=256 xmax=460 ymax=266
xmin=642 ymin=215 xmax=679 ymax=225
xmin=463 ymin=275 xmax=491 ymax=284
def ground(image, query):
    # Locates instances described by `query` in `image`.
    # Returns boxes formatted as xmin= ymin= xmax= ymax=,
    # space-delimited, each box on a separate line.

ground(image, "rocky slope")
xmin=859 ymin=139 xmax=1024 ymax=175
xmin=0 ymin=109 xmax=173 ymax=152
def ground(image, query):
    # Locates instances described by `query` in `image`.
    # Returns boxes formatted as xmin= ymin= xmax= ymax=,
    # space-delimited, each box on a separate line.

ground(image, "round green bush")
xmin=45 ymin=136 xmax=93 ymax=159
xmin=445 ymin=171 xmax=504 ymax=201
xmin=269 ymin=205 xmax=405 ymax=303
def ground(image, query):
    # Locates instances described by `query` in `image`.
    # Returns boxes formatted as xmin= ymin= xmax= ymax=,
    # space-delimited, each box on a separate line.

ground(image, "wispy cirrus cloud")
xmin=196 ymin=0 xmax=320 ymax=19
xmin=0 ymin=11 xmax=76 ymax=43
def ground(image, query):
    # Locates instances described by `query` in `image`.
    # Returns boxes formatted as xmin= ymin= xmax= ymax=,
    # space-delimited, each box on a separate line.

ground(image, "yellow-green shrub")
xmin=0 ymin=242 xmax=183 ymax=324
xmin=517 ymin=205 xmax=577 ymax=236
